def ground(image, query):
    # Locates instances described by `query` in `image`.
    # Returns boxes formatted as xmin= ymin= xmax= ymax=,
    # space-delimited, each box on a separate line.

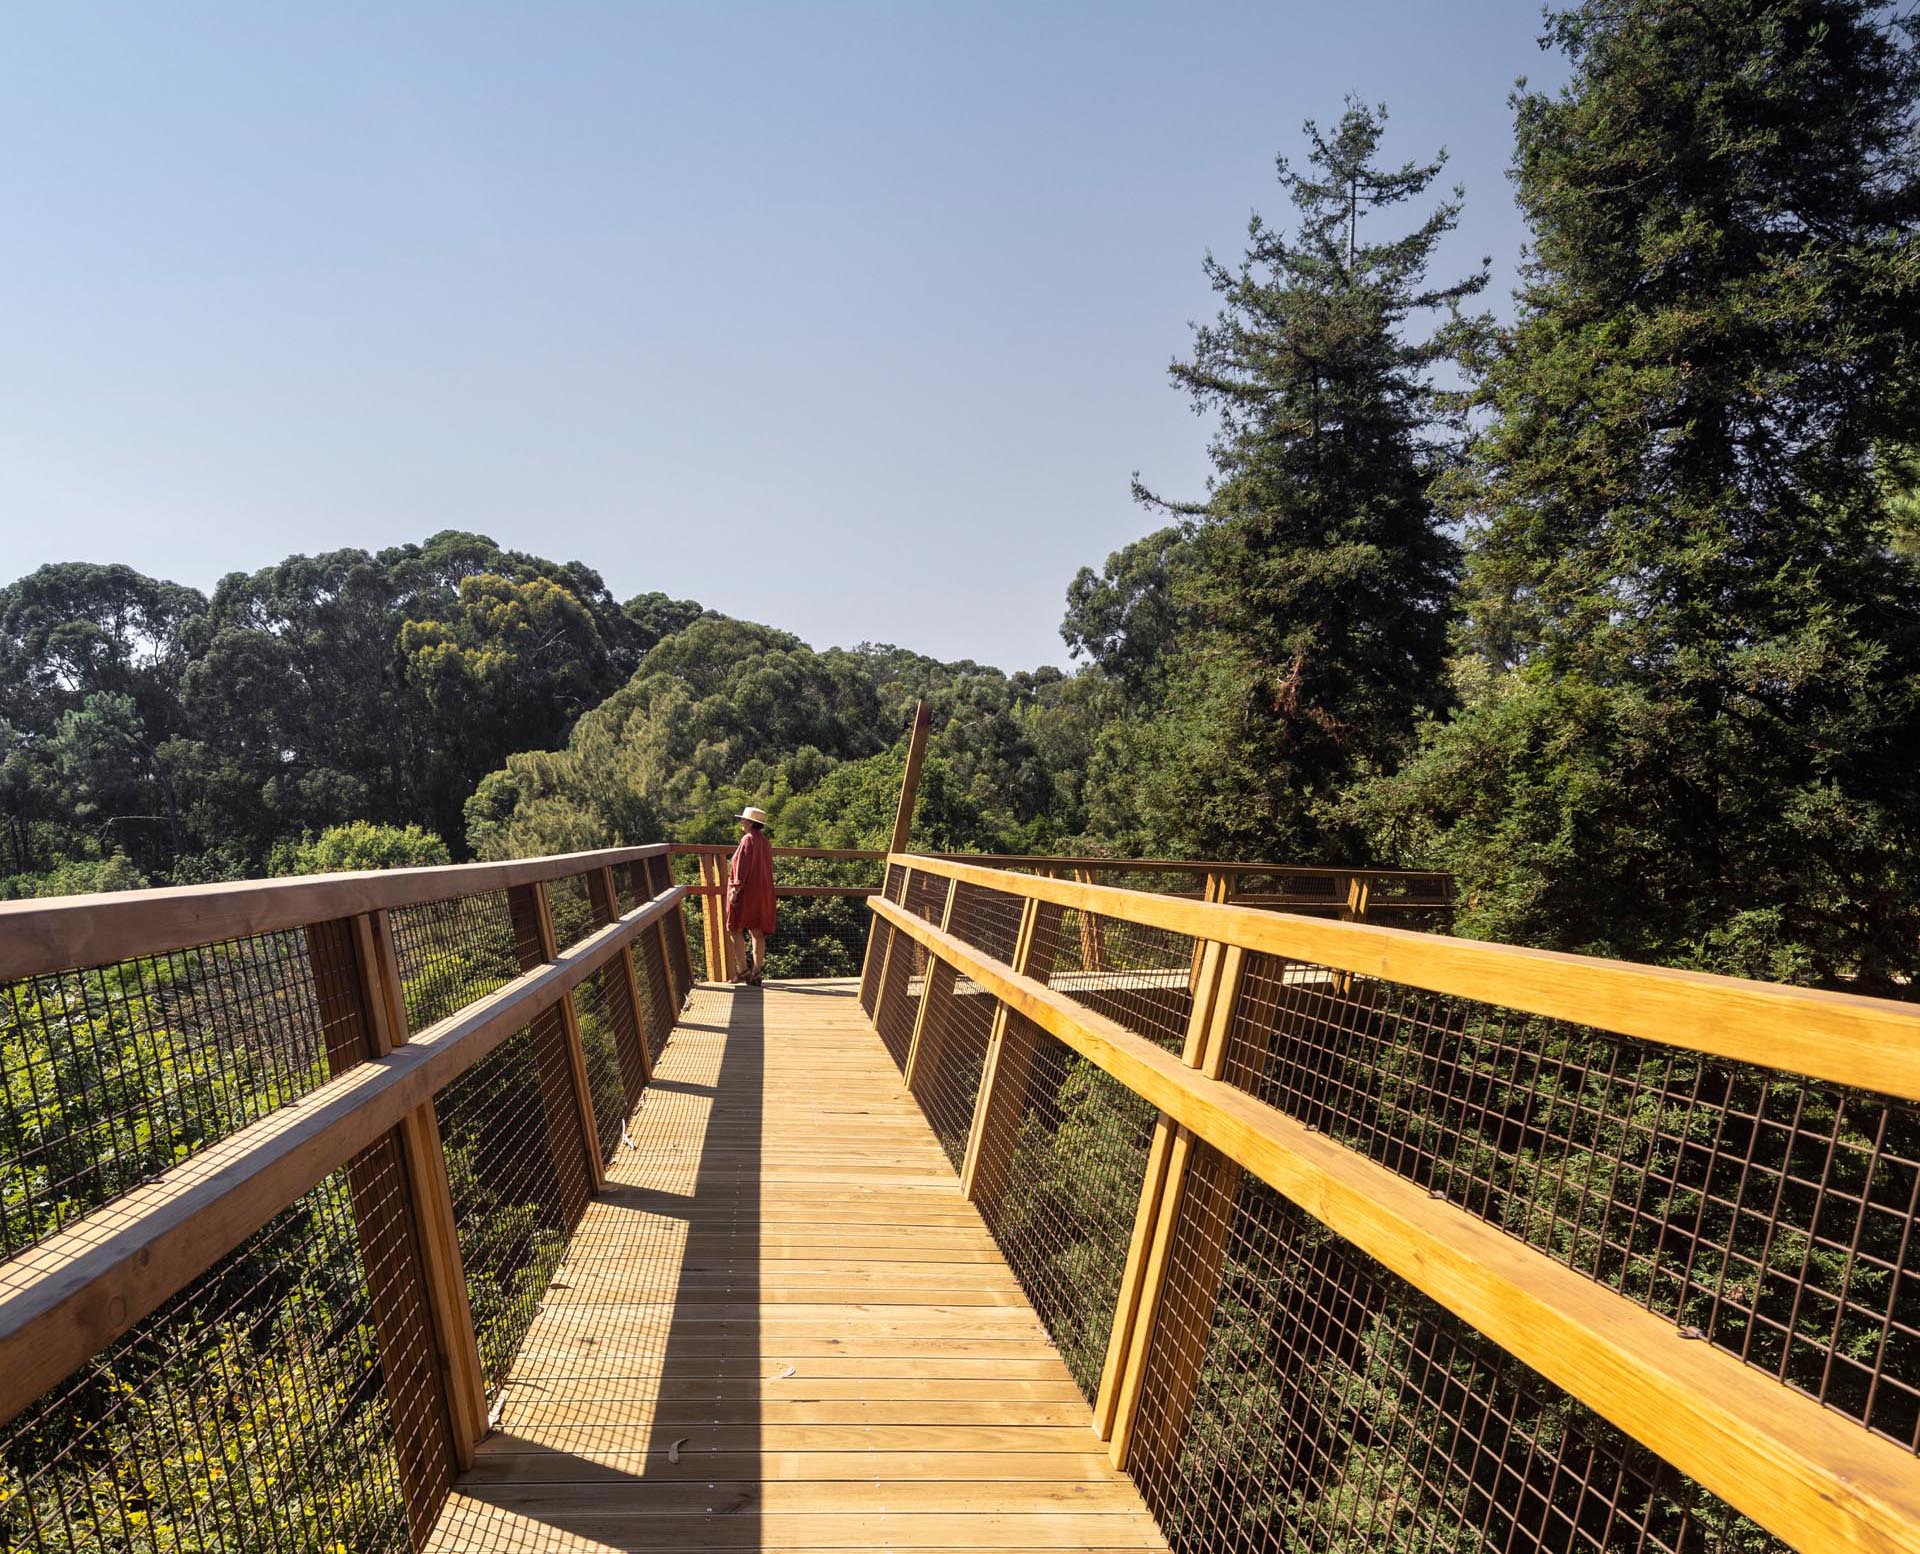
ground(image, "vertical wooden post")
xmin=1073 ymin=868 xmax=1110 ymax=973
xmin=888 ymin=699 xmax=933 ymax=857
xmin=649 ymin=855 xmax=692 ymax=1010
xmin=868 ymin=865 xmax=914 ymax=1037
xmin=507 ymin=882 xmax=605 ymax=1203
xmin=1099 ymin=941 xmax=1247 ymax=1468
xmin=902 ymin=880 xmax=960 ymax=1090
xmin=959 ymin=898 xmax=1045 ymax=1207
xmin=590 ymin=865 xmax=653 ymax=1100
xmin=1187 ymin=871 xmax=1229 ymax=992
xmin=305 ymin=911 xmax=488 ymax=1509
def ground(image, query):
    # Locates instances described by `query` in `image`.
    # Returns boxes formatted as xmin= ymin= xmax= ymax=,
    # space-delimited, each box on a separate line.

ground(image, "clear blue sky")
xmin=0 ymin=3 xmax=1563 ymax=672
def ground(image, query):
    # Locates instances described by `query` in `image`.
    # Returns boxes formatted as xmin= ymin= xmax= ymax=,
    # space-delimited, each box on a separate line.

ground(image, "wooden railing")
xmin=862 ymin=854 xmax=1920 ymax=1554
xmin=0 ymin=846 xmax=695 ymax=1551
xmin=667 ymin=840 xmax=1453 ymax=982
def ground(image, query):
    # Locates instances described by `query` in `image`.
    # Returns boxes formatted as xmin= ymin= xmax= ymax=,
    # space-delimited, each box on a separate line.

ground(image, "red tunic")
xmin=725 ymin=829 xmax=776 ymax=935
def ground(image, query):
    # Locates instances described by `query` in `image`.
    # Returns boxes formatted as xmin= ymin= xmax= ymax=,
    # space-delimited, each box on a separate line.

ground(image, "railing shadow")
xmin=436 ymin=981 xmax=767 ymax=1550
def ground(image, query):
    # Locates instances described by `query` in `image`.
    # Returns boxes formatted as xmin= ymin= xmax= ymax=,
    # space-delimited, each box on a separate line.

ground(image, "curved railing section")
xmin=0 ymin=847 xmax=693 ymax=1552
xmin=862 ymin=854 xmax=1920 ymax=1554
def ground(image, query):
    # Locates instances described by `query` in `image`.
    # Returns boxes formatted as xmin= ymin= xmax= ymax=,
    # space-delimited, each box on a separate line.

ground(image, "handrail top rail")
xmin=667 ymin=839 xmax=1451 ymax=884
xmin=891 ymin=851 xmax=1920 ymax=1102
xmin=0 ymin=843 xmax=670 ymax=983
xmin=865 ymin=894 xmax=1920 ymax=1554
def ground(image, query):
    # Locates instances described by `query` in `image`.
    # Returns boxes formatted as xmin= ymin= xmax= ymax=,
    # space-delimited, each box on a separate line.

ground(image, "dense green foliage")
xmin=1066 ymin=102 xmax=1488 ymax=859
xmin=1357 ymin=0 xmax=1920 ymax=989
xmin=0 ymin=533 xmax=697 ymax=891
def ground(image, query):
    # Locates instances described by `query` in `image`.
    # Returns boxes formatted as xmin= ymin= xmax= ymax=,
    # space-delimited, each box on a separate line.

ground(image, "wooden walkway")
xmin=427 ymin=980 xmax=1169 ymax=1552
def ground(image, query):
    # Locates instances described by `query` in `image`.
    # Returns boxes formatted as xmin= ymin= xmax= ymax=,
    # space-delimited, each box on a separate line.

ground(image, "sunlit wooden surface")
xmin=425 ymin=979 xmax=1168 ymax=1552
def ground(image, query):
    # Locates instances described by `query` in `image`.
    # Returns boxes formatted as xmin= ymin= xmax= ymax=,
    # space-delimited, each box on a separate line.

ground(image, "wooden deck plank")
xmin=427 ymin=981 xmax=1166 ymax=1553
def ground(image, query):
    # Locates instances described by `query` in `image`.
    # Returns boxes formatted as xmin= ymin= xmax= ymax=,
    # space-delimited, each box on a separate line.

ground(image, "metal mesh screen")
xmin=1128 ymin=1146 xmax=1787 ymax=1554
xmin=1035 ymin=905 xmax=1197 ymax=1054
xmin=636 ymin=930 xmax=675 ymax=1064
xmin=873 ymin=925 xmax=921 ymax=1071
xmin=883 ymin=862 xmax=908 ymax=903
xmin=545 ymin=874 xmax=596 ymax=953
xmin=434 ymin=1020 xmax=592 ymax=1396
xmin=948 ymin=880 xmax=1025 ymax=965
xmin=971 ymin=1014 xmax=1158 ymax=1399
xmin=613 ymin=861 xmax=645 ymax=917
xmin=904 ymin=870 xmax=949 ymax=926
xmin=567 ymin=968 xmax=635 ymax=1163
xmin=761 ymin=896 xmax=872 ymax=979
xmin=1 ymin=932 xmax=332 ymax=1259
xmin=388 ymin=889 xmax=522 ymax=1032
xmin=907 ymin=973 xmax=999 ymax=1172
xmin=1221 ymin=953 xmax=1920 ymax=1453
xmin=0 ymin=1133 xmax=451 ymax=1553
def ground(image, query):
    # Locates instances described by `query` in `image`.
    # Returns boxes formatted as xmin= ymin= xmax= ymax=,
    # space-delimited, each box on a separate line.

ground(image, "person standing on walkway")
xmin=725 ymin=806 xmax=776 ymax=984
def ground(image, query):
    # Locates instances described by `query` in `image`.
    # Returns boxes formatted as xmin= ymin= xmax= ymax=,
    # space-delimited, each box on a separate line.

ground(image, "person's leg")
xmin=748 ymin=930 xmax=768 ymax=982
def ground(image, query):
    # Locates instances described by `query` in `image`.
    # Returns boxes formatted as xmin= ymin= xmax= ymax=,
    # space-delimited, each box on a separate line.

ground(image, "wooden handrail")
xmin=867 ymin=893 xmax=1920 ymax=1554
xmin=0 ymin=843 xmax=672 ymax=982
xmin=0 ymin=887 xmax=684 ymax=1433
xmin=896 ymin=852 xmax=1920 ymax=1102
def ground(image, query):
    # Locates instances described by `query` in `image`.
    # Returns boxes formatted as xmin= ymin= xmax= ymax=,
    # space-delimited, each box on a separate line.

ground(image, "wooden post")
xmin=888 ymin=699 xmax=933 ymax=857
xmin=868 ymin=865 xmax=914 ymax=1037
xmin=590 ymin=865 xmax=653 ymax=1101
xmin=960 ymin=898 xmax=1045 ymax=1207
xmin=1073 ymin=868 xmax=1110 ymax=973
xmin=507 ymin=883 xmax=604 ymax=1205
xmin=1187 ymin=871 xmax=1229 ymax=992
xmin=305 ymin=912 xmax=488 ymax=1508
xmin=903 ymin=881 xmax=960 ymax=1090
xmin=1100 ymin=941 xmax=1247 ymax=1467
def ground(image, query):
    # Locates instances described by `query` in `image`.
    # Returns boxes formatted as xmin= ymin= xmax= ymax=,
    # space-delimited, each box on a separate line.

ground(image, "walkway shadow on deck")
xmin=437 ymin=984 xmax=767 ymax=1551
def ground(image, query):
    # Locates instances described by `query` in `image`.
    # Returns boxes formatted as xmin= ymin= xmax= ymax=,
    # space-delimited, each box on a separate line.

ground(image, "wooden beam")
xmin=959 ymin=899 xmax=1043 ymax=1208
xmin=1097 ymin=941 xmax=1244 ymax=1452
xmin=866 ymin=896 xmax=1920 ymax=1554
xmin=592 ymin=865 xmax=653 ymax=1102
xmin=887 ymin=700 xmax=933 ymax=857
xmin=903 ymin=882 xmax=960 ymax=1090
xmin=888 ymin=856 xmax=1920 ymax=1102
xmin=0 ymin=902 xmax=671 ymax=1433
xmin=0 ymin=844 xmax=672 ymax=982
xmin=511 ymin=882 xmax=606 ymax=1198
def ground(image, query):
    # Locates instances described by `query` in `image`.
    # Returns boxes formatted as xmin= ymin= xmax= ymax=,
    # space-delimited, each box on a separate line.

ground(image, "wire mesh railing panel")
xmin=1 ymin=932 xmax=333 ymax=1260
xmin=948 ymin=880 xmax=1025 ymax=965
xmin=908 ymin=975 xmax=999 ymax=1172
xmin=546 ymin=873 xmax=596 ymax=953
xmin=643 ymin=855 xmax=671 ymax=899
xmin=388 ymin=889 xmax=522 ymax=1032
xmin=682 ymin=895 xmax=712 ymax=982
xmin=972 ymin=1015 xmax=1158 ymax=1399
xmin=614 ymin=861 xmax=646 ymax=917
xmin=1221 ymin=953 xmax=1920 ymax=1452
xmin=883 ymin=862 xmax=908 ymax=904
xmin=1127 ymin=1146 xmax=1787 ymax=1554
xmin=637 ymin=930 xmax=675 ymax=1065
xmin=1036 ymin=908 xmax=1197 ymax=1054
xmin=1083 ymin=865 xmax=1206 ymax=898
xmin=567 ymin=968 xmax=633 ymax=1164
xmin=0 ymin=1133 xmax=449 ymax=1554
xmin=762 ymin=896 xmax=871 ymax=979
xmin=904 ymin=870 xmax=949 ymax=926
xmin=433 ymin=1021 xmax=592 ymax=1397
xmin=873 ymin=926 xmax=921 ymax=1071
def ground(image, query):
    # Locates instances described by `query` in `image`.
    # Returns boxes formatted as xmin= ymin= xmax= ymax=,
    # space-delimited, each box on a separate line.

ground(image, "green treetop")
xmin=1365 ymin=0 xmax=1920 ymax=988
xmin=1072 ymin=101 xmax=1489 ymax=859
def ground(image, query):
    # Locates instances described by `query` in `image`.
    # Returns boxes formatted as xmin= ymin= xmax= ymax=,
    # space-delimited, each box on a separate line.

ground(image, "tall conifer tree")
xmin=1367 ymin=1 xmax=1920 ymax=988
xmin=1091 ymin=102 xmax=1487 ymax=857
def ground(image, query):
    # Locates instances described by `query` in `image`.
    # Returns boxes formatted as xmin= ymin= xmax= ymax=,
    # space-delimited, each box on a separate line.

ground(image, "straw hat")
xmin=736 ymin=806 xmax=770 ymax=827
